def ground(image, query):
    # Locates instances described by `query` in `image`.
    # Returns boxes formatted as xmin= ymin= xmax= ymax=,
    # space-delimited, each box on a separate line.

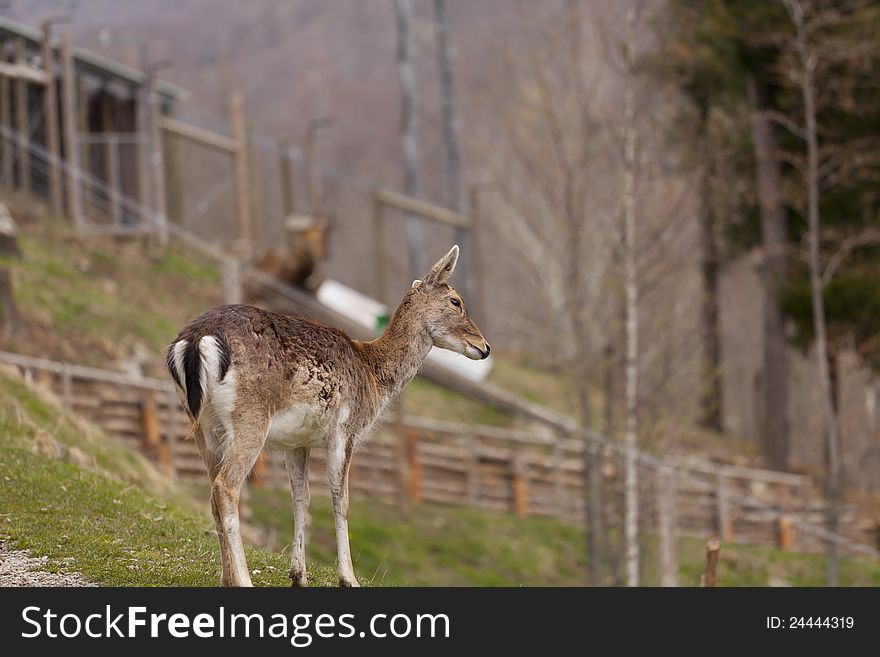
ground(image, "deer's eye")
xmin=450 ymin=298 xmax=461 ymax=308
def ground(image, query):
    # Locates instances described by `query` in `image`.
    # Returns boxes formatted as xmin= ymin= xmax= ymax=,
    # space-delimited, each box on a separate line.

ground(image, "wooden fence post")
xmin=776 ymin=515 xmax=794 ymax=551
xmin=61 ymin=364 xmax=72 ymax=407
xmin=142 ymin=391 xmax=173 ymax=474
xmin=278 ymin=138 xmax=295 ymax=217
xmin=394 ymin=397 xmax=411 ymax=507
xmin=657 ymin=465 xmax=679 ymax=587
xmin=141 ymin=392 xmax=159 ymax=448
xmin=715 ymin=471 xmax=734 ymax=542
xmin=99 ymin=95 xmax=123 ymax=226
xmin=230 ymin=93 xmax=252 ymax=256
xmin=76 ymin=77 xmax=91 ymax=211
xmin=511 ymin=450 xmax=529 ymax=517
xmin=552 ymin=438 xmax=565 ymax=518
xmin=0 ymin=72 xmax=11 ymax=186
xmin=372 ymin=192 xmax=385 ymax=303
xmin=248 ymin=138 xmax=262 ymax=249
xmin=406 ymin=429 xmax=422 ymax=504
xmin=165 ymin=389 xmax=179 ymax=478
xmin=221 ymin=258 xmax=242 ymax=305
xmin=703 ymin=537 xmax=721 ymax=587
xmin=33 ymin=367 xmax=50 ymax=387
xmin=138 ymin=46 xmax=168 ymax=249
xmin=465 ymin=435 xmax=479 ymax=506
xmin=42 ymin=22 xmax=63 ymax=219
xmin=15 ymin=38 xmax=30 ymax=193
xmin=60 ymin=33 xmax=82 ymax=229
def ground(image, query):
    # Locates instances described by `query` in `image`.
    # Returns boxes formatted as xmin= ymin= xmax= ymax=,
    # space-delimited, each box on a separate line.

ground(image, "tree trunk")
xmin=433 ymin=0 xmax=463 ymax=214
xmin=622 ymin=6 xmax=640 ymax=588
xmin=746 ymin=75 xmax=790 ymax=470
xmin=432 ymin=0 xmax=474 ymax=311
xmin=697 ymin=114 xmax=723 ymax=432
xmin=790 ymin=12 xmax=841 ymax=586
xmin=576 ymin=372 xmax=604 ymax=586
xmin=393 ymin=0 xmax=427 ymax=279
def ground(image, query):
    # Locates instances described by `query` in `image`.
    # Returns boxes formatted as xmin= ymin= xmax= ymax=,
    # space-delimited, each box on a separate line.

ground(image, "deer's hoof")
xmin=289 ymin=571 xmax=308 ymax=587
xmin=339 ymin=577 xmax=360 ymax=588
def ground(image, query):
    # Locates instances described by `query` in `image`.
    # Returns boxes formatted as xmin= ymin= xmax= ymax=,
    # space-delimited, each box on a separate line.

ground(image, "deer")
xmin=166 ymin=245 xmax=489 ymax=587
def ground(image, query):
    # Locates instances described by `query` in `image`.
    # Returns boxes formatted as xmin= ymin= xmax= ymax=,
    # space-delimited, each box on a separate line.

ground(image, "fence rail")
xmin=1 ymin=348 xmax=875 ymax=561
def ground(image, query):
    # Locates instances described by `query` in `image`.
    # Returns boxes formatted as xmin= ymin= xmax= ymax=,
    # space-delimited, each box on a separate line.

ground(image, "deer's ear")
xmin=423 ymin=245 xmax=459 ymax=290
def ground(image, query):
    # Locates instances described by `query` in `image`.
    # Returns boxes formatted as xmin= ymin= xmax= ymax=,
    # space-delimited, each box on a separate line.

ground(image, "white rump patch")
xmin=199 ymin=335 xmax=236 ymax=456
xmin=173 ymin=340 xmax=188 ymax=392
xmin=199 ymin=335 xmax=224 ymax=386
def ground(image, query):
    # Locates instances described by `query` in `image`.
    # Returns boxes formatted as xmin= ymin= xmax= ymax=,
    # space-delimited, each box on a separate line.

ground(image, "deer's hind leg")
xmin=192 ymin=423 xmax=223 ymax=542
xmin=211 ymin=410 xmax=269 ymax=587
xmin=285 ymin=447 xmax=311 ymax=587
xmin=327 ymin=433 xmax=358 ymax=587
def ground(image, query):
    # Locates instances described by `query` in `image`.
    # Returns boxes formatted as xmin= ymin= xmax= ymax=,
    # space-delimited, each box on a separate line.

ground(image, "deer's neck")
xmin=358 ymin=295 xmax=432 ymax=405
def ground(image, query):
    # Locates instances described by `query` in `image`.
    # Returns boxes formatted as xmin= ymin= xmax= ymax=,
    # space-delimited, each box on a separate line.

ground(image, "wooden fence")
xmin=0 ymin=349 xmax=874 ymax=557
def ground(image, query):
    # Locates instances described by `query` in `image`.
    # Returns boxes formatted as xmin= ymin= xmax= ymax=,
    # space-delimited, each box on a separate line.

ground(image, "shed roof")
xmin=0 ymin=16 xmax=190 ymax=101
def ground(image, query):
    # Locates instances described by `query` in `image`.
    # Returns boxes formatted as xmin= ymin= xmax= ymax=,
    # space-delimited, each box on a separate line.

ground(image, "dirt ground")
xmin=0 ymin=540 xmax=94 ymax=587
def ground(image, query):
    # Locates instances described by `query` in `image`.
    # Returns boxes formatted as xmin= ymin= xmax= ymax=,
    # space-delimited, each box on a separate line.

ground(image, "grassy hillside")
xmin=0 ymin=193 xmax=221 ymax=369
xmin=0 ymin=367 xmax=338 ymax=586
xmin=0 ymin=195 xmax=529 ymax=426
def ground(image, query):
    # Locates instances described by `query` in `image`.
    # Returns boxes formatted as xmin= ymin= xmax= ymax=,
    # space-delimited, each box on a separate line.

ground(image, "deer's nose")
xmin=482 ymin=344 xmax=491 ymax=359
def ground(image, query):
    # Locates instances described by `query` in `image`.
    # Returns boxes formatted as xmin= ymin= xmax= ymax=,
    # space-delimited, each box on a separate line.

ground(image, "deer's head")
xmin=410 ymin=245 xmax=490 ymax=360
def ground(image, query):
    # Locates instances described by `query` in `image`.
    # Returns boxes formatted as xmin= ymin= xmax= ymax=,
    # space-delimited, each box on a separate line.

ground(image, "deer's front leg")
xmin=285 ymin=447 xmax=311 ymax=587
xmin=327 ymin=436 xmax=358 ymax=587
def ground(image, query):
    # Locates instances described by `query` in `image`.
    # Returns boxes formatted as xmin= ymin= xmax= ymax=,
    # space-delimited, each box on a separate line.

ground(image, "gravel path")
xmin=0 ymin=540 xmax=94 ymax=587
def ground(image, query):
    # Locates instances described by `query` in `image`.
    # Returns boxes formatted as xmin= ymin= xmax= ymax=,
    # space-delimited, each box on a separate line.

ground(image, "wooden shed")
xmin=0 ymin=16 xmax=188 ymax=230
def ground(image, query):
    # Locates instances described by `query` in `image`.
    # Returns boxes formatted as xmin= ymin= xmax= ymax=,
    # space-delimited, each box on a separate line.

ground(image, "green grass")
xmin=249 ymin=485 xmax=880 ymax=587
xmin=250 ymin=488 xmax=587 ymax=586
xmin=2 ymin=367 xmax=879 ymax=587
xmin=0 ymin=196 xmax=221 ymax=366
xmin=405 ymin=378 xmax=512 ymax=426
xmin=0 ymin=368 xmax=338 ymax=586
xmin=488 ymin=357 xmax=576 ymax=416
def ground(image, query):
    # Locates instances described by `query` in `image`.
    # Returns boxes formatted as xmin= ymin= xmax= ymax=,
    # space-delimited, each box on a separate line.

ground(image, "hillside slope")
xmin=250 ymin=488 xmax=880 ymax=587
xmin=0 ymin=193 xmax=221 ymax=370
xmin=2 ymin=361 xmax=879 ymax=587
xmin=0 ymin=366 xmax=338 ymax=586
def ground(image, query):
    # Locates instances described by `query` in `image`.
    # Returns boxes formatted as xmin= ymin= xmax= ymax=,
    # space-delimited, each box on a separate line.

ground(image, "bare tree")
xmin=432 ymin=0 xmax=474 ymax=311
xmin=782 ymin=0 xmax=841 ymax=587
xmin=621 ymin=3 xmax=641 ymax=588
xmin=394 ymin=0 xmax=427 ymax=278
xmin=433 ymin=0 xmax=463 ymax=213
xmin=772 ymin=0 xmax=880 ymax=584
xmin=479 ymin=0 xmax=698 ymax=585
xmin=746 ymin=74 xmax=791 ymax=471
xmin=478 ymin=0 xmax=620 ymax=584
xmin=697 ymin=113 xmax=724 ymax=433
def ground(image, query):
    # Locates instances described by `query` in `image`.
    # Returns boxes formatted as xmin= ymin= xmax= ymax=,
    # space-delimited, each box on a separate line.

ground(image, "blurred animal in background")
xmin=252 ymin=214 xmax=330 ymax=293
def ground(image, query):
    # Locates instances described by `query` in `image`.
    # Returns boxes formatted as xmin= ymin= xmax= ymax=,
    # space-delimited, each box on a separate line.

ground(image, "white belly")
xmin=265 ymin=403 xmax=327 ymax=449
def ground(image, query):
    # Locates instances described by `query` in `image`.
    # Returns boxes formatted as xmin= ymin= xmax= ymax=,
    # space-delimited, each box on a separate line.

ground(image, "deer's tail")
xmin=166 ymin=334 xmax=231 ymax=422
